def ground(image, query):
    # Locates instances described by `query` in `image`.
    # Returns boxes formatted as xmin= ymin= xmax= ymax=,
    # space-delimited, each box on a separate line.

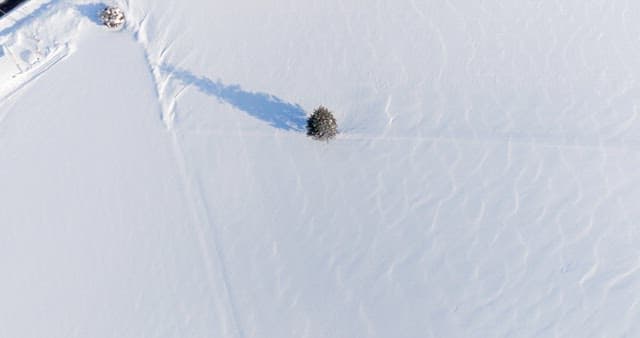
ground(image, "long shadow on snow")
xmin=160 ymin=64 xmax=307 ymax=131
xmin=75 ymin=3 xmax=104 ymax=25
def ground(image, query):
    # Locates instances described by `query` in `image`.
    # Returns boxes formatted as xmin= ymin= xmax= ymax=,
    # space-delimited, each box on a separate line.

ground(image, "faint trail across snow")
xmin=169 ymin=132 xmax=246 ymax=338
xmin=123 ymin=7 xmax=246 ymax=336
xmin=159 ymin=64 xmax=307 ymax=131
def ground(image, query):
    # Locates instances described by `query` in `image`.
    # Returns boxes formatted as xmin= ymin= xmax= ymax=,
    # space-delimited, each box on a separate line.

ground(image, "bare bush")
xmin=100 ymin=6 xmax=125 ymax=29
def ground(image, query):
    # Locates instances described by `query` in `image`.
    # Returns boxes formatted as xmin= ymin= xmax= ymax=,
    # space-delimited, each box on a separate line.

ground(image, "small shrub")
xmin=307 ymin=106 xmax=338 ymax=141
xmin=100 ymin=6 xmax=125 ymax=29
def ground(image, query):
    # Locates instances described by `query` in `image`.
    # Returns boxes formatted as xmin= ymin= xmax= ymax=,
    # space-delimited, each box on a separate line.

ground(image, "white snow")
xmin=2 ymin=0 xmax=640 ymax=337
xmin=0 ymin=47 xmax=19 ymax=84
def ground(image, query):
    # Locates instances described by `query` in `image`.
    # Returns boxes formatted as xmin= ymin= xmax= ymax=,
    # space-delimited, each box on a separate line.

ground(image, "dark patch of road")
xmin=0 ymin=0 xmax=29 ymax=18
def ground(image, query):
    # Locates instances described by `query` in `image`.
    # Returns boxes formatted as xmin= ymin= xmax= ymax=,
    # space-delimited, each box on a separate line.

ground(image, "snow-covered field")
xmin=2 ymin=0 xmax=640 ymax=337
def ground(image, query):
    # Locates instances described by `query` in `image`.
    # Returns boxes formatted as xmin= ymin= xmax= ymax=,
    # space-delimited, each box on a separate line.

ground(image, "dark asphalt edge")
xmin=0 ymin=0 xmax=30 ymax=18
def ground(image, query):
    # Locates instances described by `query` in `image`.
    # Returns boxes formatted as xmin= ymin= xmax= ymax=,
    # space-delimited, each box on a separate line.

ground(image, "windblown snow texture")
xmin=2 ymin=1 xmax=640 ymax=337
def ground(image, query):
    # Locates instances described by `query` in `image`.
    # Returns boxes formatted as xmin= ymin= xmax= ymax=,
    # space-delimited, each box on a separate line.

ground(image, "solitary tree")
xmin=100 ymin=6 xmax=126 ymax=29
xmin=307 ymin=106 xmax=338 ymax=141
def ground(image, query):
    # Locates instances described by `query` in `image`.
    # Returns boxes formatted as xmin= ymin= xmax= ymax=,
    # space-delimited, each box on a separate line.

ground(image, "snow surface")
xmin=2 ymin=0 xmax=640 ymax=337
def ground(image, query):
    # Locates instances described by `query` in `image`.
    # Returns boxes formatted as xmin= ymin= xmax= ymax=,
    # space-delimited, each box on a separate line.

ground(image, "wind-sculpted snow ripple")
xmin=169 ymin=131 xmax=640 ymax=336
xmin=122 ymin=0 xmax=640 ymax=336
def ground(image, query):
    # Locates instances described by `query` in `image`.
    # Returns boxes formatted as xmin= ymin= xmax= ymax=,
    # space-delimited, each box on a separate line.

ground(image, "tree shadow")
xmin=75 ymin=3 xmax=104 ymax=25
xmin=160 ymin=64 xmax=307 ymax=132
